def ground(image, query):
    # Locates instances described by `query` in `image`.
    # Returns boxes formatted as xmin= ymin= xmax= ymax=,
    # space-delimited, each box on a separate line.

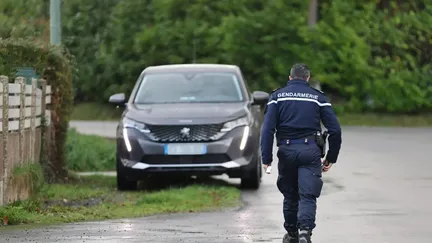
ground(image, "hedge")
xmin=293 ymin=1 xmax=432 ymax=113
xmin=0 ymin=38 xmax=75 ymax=182
xmin=2 ymin=0 xmax=432 ymax=113
xmin=60 ymin=0 xmax=431 ymax=113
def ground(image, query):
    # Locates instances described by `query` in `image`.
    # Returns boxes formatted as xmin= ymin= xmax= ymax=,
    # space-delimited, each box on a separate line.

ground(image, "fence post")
xmin=29 ymin=78 xmax=37 ymax=163
xmin=40 ymin=80 xmax=46 ymax=117
xmin=15 ymin=77 xmax=25 ymax=164
xmin=0 ymin=76 xmax=9 ymax=206
xmin=39 ymin=80 xmax=47 ymax=167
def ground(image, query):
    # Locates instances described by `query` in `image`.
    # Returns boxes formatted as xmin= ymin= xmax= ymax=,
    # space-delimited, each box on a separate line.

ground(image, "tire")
xmin=116 ymin=156 xmax=137 ymax=191
xmin=240 ymin=153 xmax=261 ymax=190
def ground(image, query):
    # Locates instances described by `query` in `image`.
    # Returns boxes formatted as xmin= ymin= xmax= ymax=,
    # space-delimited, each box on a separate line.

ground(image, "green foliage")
xmin=65 ymin=128 xmax=116 ymax=172
xmin=0 ymin=0 xmax=49 ymax=45
xmin=74 ymin=0 xmax=431 ymax=113
xmin=0 ymin=38 xmax=75 ymax=182
xmin=294 ymin=0 xmax=432 ymax=112
xmin=71 ymin=102 xmax=123 ymax=120
xmin=217 ymin=0 xmax=309 ymax=91
xmin=10 ymin=163 xmax=45 ymax=198
xmin=1 ymin=0 xmax=431 ymax=113
xmin=61 ymin=0 xmax=120 ymax=101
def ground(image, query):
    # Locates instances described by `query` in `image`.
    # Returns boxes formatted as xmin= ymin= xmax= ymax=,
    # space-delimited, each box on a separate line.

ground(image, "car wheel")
xmin=116 ymin=156 xmax=137 ymax=191
xmin=259 ymin=152 xmax=263 ymax=179
xmin=240 ymin=153 xmax=261 ymax=190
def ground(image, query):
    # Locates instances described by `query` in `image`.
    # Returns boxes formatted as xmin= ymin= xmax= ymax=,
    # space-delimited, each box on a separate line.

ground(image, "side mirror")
xmin=252 ymin=91 xmax=269 ymax=105
xmin=109 ymin=93 xmax=126 ymax=106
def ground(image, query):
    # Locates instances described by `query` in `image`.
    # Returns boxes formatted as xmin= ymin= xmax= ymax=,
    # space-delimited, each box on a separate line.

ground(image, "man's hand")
xmin=263 ymin=164 xmax=271 ymax=172
xmin=322 ymin=159 xmax=333 ymax=172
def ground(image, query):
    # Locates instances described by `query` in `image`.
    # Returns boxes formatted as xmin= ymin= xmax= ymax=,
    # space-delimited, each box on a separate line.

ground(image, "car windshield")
xmin=133 ymin=72 xmax=244 ymax=103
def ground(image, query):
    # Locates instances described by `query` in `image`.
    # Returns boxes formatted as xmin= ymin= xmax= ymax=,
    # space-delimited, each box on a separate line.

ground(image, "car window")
xmin=133 ymin=72 xmax=244 ymax=103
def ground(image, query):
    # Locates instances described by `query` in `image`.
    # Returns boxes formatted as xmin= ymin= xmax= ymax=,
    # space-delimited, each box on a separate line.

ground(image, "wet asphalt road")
xmin=1 ymin=122 xmax=431 ymax=242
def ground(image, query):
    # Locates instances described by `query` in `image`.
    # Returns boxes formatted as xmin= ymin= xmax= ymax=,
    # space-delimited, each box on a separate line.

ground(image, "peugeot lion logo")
xmin=180 ymin=127 xmax=190 ymax=138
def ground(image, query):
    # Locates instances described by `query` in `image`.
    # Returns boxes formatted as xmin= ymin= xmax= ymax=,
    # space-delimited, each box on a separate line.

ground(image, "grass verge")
xmin=338 ymin=113 xmax=432 ymax=127
xmin=65 ymin=128 xmax=116 ymax=172
xmin=0 ymin=175 xmax=240 ymax=226
xmin=72 ymin=102 xmax=432 ymax=127
xmin=71 ymin=102 xmax=122 ymax=121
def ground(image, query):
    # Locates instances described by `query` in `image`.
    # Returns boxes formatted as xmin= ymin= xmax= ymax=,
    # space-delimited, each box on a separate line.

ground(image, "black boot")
xmin=299 ymin=229 xmax=312 ymax=243
xmin=282 ymin=231 xmax=298 ymax=243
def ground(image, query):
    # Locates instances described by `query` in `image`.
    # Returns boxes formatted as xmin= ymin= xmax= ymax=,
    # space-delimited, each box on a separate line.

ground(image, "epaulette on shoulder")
xmin=311 ymin=87 xmax=324 ymax=94
xmin=271 ymin=87 xmax=281 ymax=94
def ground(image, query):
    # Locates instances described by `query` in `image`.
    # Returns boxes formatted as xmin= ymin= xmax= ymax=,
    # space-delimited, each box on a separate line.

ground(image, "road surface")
xmin=1 ymin=122 xmax=431 ymax=242
xmin=69 ymin=121 xmax=118 ymax=138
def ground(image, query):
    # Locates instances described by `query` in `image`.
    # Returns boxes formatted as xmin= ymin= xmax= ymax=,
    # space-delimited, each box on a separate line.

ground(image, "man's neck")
xmin=287 ymin=79 xmax=308 ymax=85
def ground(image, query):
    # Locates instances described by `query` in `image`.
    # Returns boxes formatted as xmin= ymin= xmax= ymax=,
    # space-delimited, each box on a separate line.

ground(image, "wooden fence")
xmin=0 ymin=75 xmax=52 ymax=206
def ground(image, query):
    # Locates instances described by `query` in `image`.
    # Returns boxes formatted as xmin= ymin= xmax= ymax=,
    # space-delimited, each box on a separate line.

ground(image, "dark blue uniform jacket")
xmin=260 ymin=79 xmax=342 ymax=165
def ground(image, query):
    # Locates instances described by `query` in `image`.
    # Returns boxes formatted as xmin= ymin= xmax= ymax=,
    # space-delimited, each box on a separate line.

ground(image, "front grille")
xmin=142 ymin=154 xmax=231 ymax=165
xmin=146 ymin=124 xmax=224 ymax=142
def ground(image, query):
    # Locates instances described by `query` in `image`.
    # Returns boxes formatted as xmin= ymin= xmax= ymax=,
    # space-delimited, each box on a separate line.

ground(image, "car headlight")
xmin=221 ymin=116 xmax=249 ymax=132
xmin=123 ymin=117 xmax=150 ymax=133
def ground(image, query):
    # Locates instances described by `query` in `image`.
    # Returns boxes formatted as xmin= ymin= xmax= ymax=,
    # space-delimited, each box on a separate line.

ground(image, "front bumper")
xmin=116 ymin=125 xmax=257 ymax=179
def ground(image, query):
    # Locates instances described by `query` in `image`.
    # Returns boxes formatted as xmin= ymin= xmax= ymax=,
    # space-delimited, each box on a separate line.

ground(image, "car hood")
xmin=124 ymin=102 xmax=248 ymax=125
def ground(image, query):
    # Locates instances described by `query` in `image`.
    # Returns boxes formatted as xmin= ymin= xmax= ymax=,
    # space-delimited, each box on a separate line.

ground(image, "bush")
xmin=0 ymin=38 xmax=75 ymax=182
xmin=68 ymin=0 xmax=431 ymax=113
xmin=65 ymin=128 xmax=116 ymax=172
xmin=61 ymin=0 xmax=120 ymax=101
xmin=0 ymin=0 xmax=49 ymax=40
xmin=292 ymin=1 xmax=432 ymax=113
xmin=2 ymin=0 xmax=431 ymax=113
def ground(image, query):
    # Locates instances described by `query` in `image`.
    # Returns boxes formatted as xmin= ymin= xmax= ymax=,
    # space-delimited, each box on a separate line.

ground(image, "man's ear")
xmin=289 ymin=76 xmax=293 ymax=80
xmin=306 ymin=76 xmax=310 ymax=82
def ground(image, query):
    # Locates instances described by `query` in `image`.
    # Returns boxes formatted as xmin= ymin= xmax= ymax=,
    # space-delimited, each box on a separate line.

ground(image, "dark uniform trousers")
xmin=276 ymin=141 xmax=323 ymax=232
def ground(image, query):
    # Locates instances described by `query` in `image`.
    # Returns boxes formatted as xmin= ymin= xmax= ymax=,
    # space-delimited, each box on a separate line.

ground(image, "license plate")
xmin=164 ymin=143 xmax=207 ymax=155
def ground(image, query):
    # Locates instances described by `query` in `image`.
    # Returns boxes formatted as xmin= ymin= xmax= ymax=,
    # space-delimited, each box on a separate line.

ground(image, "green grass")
xmin=9 ymin=163 xmax=45 ymax=198
xmin=0 ymin=175 xmax=240 ymax=226
xmin=338 ymin=113 xmax=432 ymax=127
xmin=72 ymin=102 xmax=432 ymax=127
xmin=71 ymin=102 xmax=123 ymax=121
xmin=65 ymin=128 xmax=116 ymax=172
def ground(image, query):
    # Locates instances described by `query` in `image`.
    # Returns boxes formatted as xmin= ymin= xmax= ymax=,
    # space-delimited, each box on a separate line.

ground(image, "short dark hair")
xmin=290 ymin=63 xmax=311 ymax=80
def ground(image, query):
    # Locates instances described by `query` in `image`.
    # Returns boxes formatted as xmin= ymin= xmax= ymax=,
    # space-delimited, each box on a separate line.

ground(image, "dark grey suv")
xmin=109 ymin=64 xmax=269 ymax=190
